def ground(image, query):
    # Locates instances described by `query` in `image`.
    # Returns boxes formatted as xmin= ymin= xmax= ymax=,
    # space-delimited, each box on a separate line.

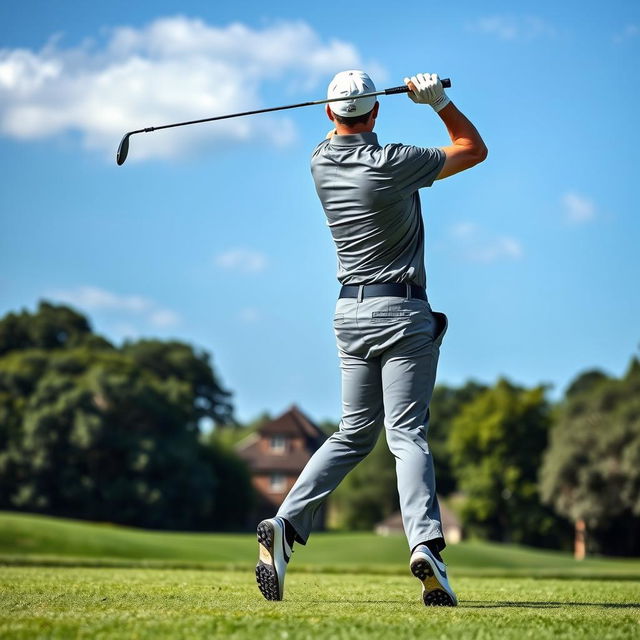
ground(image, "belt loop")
xmin=405 ymin=282 xmax=411 ymax=300
xmin=357 ymin=285 xmax=364 ymax=303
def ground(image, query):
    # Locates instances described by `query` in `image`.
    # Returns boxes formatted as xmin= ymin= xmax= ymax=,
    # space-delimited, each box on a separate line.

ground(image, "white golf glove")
xmin=403 ymin=73 xmax=450 ymax=112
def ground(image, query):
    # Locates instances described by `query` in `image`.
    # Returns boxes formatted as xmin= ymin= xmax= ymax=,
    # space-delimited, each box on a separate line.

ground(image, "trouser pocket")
xmin=432 ymin=311 xmax=448 ymax=347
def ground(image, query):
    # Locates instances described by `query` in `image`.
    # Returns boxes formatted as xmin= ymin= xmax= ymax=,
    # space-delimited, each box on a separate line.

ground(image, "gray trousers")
xmin=277 ymin=292 xmax=447 ymax=551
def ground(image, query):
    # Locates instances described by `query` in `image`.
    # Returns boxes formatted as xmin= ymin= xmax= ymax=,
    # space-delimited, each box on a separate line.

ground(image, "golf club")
xmin=116 ymin=79 xmax=452 ymax=165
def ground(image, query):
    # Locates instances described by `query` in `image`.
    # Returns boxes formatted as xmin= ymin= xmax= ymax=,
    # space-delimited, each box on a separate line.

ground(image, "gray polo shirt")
xmin=310 ymin=132 xmax=445 ymax=288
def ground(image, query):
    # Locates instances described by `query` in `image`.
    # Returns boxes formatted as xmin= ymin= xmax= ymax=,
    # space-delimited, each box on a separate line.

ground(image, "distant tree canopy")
xmin=429 ymin=381 xmax=487 ymax=496
xmin=330 ymin=434 xmax=399 ymax=531
xmin=0 ymin=301 xmax=250 ymax=530
xmin=3 ymin=302 xmax=637 ymax=554
xmin=0 ymin=301 xmax=111 ymax=355
xmin=540 ymin=358 xmax=640 ymax=555
xmin=564 ymin=369 xmax=609 ymax=400
xmin=328 ymin=381 xmax=486 ymax=530
xmin=449 ymin=379 xmax=571 ymax=548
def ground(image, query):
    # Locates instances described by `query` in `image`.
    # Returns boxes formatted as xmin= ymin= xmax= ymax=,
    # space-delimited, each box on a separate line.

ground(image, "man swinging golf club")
xmin=256 ymin=70 xmax=487 ymax=606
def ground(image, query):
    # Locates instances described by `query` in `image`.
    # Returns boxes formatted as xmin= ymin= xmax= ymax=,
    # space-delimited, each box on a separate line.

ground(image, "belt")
xmin=339 ymin=283 xmax=427 ymax=301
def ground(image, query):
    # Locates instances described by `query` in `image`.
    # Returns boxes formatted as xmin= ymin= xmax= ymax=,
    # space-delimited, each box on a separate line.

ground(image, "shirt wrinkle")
xmin=311 ymin=133 xmax=445 ymax=288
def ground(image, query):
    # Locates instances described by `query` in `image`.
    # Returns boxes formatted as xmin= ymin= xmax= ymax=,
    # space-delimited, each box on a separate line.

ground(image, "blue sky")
xmin=1 ymin=1 xmax=638 ymax=424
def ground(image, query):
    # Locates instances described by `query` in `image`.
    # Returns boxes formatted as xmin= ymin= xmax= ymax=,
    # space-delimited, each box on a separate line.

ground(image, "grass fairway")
xmin=1 ymin=513 xmax=639 ymax=638
xmin=2 ymin=567 xmax=639 ymax=639
xmin=3 ymin=511 xmax=640 ymax=578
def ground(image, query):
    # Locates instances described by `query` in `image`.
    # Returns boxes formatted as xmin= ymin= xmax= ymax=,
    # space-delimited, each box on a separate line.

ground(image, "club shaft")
xmin=130 ymin=80 xmax=452 ymax=136
xmin=117 ymin=78 xmax=452 ymax=164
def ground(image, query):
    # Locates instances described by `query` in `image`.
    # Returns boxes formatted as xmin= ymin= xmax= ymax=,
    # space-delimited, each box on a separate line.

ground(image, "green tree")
xmin=207 ymin=411 xmax=272 ymax=449
xmin=429 ymin=381 xmax=487 ymax=495
xmin=201 ymin=436 xmax=254 ymax=528
xmin=0 ymin=301 xmax=108 ymax=355
xmin=564 ymin=369 xmax=609 ymax=399
xmin=327 ymin=383 xmax=485 ymax=529
xmin=121 ymin=339 xmax=233 ymax=426
xmin=330 ymin=434 xmax=399 ymax=530
xmin=0 ymin=301 xmax=250 ymax=530
xmin=540 ymin=358 xmax=640 ymax=555
xmin=449 ymin=379 xmax=571 ymax=548
xmin=317 ymin=418 xmax=339 ymax=437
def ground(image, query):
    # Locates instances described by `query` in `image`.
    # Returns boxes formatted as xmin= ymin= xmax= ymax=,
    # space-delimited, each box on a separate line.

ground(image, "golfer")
xmin=256 ymin=70 xmax=487 ymax=606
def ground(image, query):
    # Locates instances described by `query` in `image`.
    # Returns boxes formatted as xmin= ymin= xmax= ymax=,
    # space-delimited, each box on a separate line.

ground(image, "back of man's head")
xmin=327 ymin=70 xmax=376 ymax=123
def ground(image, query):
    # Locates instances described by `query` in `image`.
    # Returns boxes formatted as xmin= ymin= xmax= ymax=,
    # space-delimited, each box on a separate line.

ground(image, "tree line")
xmin=0 ymin=302 xmax=251 ymax=530
xmin=1 ymin=302 xmax=638 ymax=555
xmin=328 ymin=361 xmax=640 ymax=556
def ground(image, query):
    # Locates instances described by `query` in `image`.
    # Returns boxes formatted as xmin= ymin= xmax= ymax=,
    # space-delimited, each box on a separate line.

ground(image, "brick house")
xmin=235 ymin=405 xmax=328 ymax=527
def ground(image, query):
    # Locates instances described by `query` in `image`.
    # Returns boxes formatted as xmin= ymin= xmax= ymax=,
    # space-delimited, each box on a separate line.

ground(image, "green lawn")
xmin=2 ymin=567 xmax=639 ymax=639
xmin=2 ymin=511 xmax=640 ymax=578
xmin=1 ymin=512 xmax=639 ymax=638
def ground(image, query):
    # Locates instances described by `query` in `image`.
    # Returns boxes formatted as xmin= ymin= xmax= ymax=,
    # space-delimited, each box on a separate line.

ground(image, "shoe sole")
xmin=410 ymin=557 xmax=456 ymax=607
xmin=256 ymin=520 xmax=281 ymax=601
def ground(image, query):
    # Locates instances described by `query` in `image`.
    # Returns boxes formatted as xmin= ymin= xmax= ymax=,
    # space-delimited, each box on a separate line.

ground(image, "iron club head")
xmin=116 ymin=133 xmax=131 ymax=165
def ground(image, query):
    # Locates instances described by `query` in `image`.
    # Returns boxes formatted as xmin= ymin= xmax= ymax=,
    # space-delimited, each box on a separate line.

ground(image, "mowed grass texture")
xmin=2 ymin=567 xmax=639 ymax=639
xmin=1 ymin=513 xmax=639 ymax=638
xmin=3 ymin=512 xmax=640 ymax=578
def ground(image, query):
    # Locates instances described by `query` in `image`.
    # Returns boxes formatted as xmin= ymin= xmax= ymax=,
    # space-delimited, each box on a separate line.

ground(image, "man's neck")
xmin=334 ymin=124 xmax=375 ymax=136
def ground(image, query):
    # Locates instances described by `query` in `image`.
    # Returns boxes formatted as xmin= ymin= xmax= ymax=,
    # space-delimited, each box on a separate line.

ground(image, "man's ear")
xmin=371 ymin=101 xmax=380 ymax=121
xmin=326 ymin=105 xmax=335 ymax=122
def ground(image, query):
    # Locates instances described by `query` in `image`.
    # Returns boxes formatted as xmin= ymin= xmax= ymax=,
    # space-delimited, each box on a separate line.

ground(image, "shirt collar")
xmin=329 ymin=132 xmax=379 ymax=147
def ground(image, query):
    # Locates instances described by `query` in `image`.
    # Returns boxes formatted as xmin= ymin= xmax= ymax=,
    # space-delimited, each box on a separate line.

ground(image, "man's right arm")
xmin=405 ymin=73 xmax=487 ymax=180
xmin=435 ymin=101 xmax=487 ymax=180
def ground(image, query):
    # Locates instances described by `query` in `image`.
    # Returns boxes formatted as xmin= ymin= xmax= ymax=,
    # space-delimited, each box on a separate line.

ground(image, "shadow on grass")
xmin=303 ymin=600 xmax=640 ymax=609
xmin=305 ymin=601 xmax=408 ymax=605
xmin=462 ymin=600 xmax=640 ymax=609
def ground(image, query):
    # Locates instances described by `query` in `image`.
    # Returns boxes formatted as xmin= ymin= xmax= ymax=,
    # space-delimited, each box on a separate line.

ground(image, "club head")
xmin=116 ymin=133 xmax=131 ymax=165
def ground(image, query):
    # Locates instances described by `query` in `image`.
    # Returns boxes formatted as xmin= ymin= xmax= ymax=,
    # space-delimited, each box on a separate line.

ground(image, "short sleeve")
xmin=311 ymin=139 xmax=330 ymax=161
xmin=383 ymin=144 xmax=445 ymax=197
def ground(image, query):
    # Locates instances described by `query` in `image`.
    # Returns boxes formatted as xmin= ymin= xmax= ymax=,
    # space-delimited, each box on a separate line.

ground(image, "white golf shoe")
xmin=410 ymin=544 xmax=458 ymax=606
xmin=255 ymin=517 xmax=292 ymax=601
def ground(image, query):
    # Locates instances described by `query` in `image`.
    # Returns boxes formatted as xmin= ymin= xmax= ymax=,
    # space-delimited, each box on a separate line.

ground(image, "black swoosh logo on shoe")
xmin=281 ymin=530 xmax=291 ymax=563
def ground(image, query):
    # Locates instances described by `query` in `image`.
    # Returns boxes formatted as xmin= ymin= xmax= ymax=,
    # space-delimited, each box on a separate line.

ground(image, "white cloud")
xmin=215 ymin=247 xmax=268 ymax=273
xmin=0 ymin=17 xmax=378 ymax=162
xmin=149 ymin=309 xmax=181 ymax=328
xmin=450 ymin=222 xmax=523 ymax=263
xmin=451 ymin=222 xmax=478 ymax=239
xmin=46 ymin=285 xmax=180 ymax=328
xmin=47 ymin=285 xmax=152 ymax=312
xmin=471 ymin=236 xmax=523 ymax=262
xmin=468 ymin=15 xmax=556 ymax=41
xmin=238 ymin=307 xmax=261 ymax=324
xmin=562 ymin=192 xmax=596 ymax=224
xmin=613 ymin=24 xmax=639 ymax=44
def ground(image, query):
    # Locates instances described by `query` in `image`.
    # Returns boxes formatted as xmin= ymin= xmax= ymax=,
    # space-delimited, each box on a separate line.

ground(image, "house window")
xmin=269 ymin=473 xmax=286 ymax=492
xmin=270 ymin=435 xmax=287 ymax=454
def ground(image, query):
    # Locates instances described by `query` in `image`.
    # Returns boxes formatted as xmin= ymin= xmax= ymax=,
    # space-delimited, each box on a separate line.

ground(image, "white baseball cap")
xmin=327 ymin=70 xmax=377 ymax=117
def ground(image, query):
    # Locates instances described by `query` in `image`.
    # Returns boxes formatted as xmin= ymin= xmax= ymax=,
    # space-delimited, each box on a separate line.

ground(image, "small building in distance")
xmin=235 ymin=405 xmax=328 ymax=528
xmin=375 ymin=503 xmax=463 ymax=544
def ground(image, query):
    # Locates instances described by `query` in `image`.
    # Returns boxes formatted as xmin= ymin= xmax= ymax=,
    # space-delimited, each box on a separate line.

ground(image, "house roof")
xmin=258 ymin=405 xmax=327 ymax=440
xmin=235 ymin=405 xmax=327 ymax=474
